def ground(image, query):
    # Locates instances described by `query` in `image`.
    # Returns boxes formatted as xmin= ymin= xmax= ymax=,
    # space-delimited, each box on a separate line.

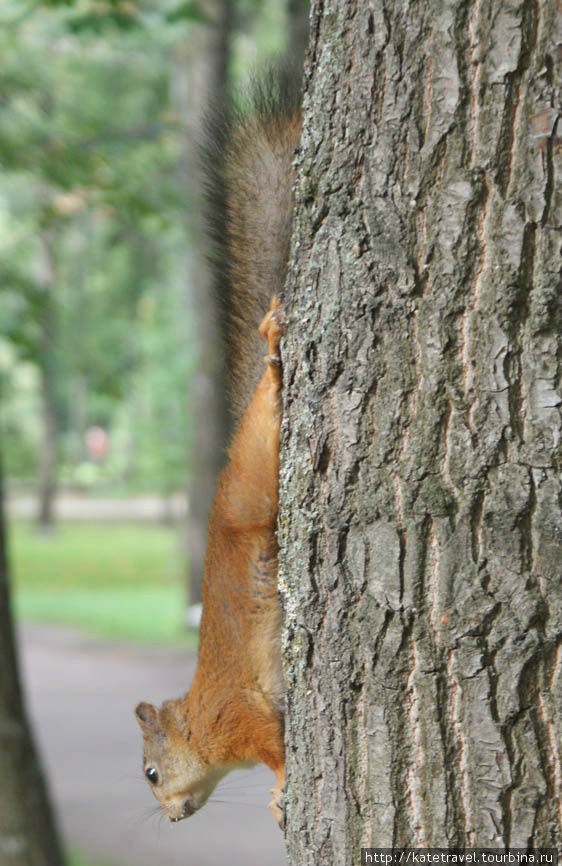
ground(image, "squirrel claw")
xmin=268 ymin=785 xmax=285 ymax=831
xmin=270 ymin=303 xmax=285 ymax=331
xmin=259 ymin=296 xmax=285 ymax=385
xmin=259 ymin=296 xmax=285 ymax=359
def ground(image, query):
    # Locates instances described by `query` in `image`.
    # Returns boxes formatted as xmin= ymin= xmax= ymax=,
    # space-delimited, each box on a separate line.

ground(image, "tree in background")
xmin=0 ymin=447 xmax=65 ymax=865
xmin=35 ymin=230 xmax=58 ymax=529
xmin=179 ymin=0 xmax=234 ymax=609
xmin=288 ymin=0 xmax=309 ymax=67
xmin=281 ymin=0 xmax=561 ymax=859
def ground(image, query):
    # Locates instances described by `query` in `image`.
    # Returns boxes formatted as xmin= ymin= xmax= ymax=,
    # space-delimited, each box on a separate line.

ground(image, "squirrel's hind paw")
xmin=268 ymin=784 xmax=285 ymax=831
xmin=259 ymin=296 xmax=285 ymax=365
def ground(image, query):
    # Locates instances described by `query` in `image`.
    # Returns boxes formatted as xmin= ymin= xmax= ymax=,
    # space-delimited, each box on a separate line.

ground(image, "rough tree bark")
xmin=0 ymin=452 xmax=65 ymax=865
xmin=177 ymin=0 xmax=233 ymax=607
xmin=280 ymin=0 xmax=561 ymax=860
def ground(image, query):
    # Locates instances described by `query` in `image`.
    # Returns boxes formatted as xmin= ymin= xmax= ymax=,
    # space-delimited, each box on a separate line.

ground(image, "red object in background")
xmin=85 ymin=426 xmax=109 ymax=460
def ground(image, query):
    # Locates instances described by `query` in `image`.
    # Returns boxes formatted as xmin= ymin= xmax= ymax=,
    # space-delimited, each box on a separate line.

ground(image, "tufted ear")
xmin=135 ymin=701 xmax=159 ymax=734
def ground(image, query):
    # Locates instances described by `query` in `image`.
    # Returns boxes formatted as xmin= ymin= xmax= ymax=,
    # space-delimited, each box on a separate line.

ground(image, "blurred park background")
xmin=0 ymin=0 xmax=308 ymax=864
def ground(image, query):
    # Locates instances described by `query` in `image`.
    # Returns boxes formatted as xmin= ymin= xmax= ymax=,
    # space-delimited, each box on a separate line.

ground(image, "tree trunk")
xmin=0 ymin=452 xmax=66 ymax=865
xmin=287 ymin=0 xmax=310 ymax=69
xmin=69 ymin=373 xmax=87 ymax=470
xmin=279 ymin=0 xmax=561 ymax=860
xmin=176 ymin=0 xmax=233 ymax=608
xmin=36 ymin=232 xmax=58 ymax=531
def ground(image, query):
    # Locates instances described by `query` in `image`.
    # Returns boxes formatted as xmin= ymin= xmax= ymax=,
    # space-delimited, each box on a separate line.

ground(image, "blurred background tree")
xmin=0 ymin=447 xmax=66 ymax=866
xmin=178 ymin=0 xmax=233 ymax=612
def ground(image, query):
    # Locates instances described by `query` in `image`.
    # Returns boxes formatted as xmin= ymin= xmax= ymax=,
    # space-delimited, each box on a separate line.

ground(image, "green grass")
xmin=69 ymin=851 xmax=117 ymax=866
xmin=9 ymin=522 xmax=179 ymax=589
xmin=10 ymin=521 xmax=197 ymax=646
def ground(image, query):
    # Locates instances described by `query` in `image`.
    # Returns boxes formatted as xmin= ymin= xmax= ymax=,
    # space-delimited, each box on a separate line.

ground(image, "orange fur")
xmin=189 ymin=298 xmax=285 ymax=772
xmin=135 ymin=300 xmax=287 ymax=826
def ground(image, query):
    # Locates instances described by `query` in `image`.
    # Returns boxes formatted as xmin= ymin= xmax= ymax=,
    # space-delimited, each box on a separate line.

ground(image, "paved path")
xmin=17 ymin=625 xmax=287 ymax=866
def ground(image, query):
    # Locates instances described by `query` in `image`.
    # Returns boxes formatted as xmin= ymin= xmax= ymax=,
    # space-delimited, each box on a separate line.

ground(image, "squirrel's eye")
xmin=145 ymin=767 xmax=159 ymax=785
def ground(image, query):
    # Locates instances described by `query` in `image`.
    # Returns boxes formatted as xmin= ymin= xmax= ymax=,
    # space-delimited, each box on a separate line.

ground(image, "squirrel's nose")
xmin=182 ymin=798 xmax=195 ymax=818
xmin=168 ymin=799 xmax=194 ymax=823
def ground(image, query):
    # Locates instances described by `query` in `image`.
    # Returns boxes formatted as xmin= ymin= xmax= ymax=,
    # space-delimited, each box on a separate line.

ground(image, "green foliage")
xmin=0 ymin=0 xmax=296 ymax=495
xmin=166 ymin=1 xmax=209 ymax=25
xmin=0 ymin=343 xmax=41 ymax=476
xmin=0 ymin=1 xmax=192 ymax=492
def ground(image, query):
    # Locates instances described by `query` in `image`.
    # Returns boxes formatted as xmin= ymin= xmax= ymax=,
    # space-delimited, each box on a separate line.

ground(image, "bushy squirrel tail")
xmin=202 ymin=66 xmax=302 ymax=419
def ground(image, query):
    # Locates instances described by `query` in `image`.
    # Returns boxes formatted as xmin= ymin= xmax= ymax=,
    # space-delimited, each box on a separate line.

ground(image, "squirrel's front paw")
xmin=259 ymin=295 xmax=285 ymax=367
xmin=268 ymin=784 xmax=285 ymax=831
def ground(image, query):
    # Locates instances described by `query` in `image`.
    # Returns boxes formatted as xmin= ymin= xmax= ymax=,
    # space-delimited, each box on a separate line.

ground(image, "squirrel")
xmin=134 ymin=70 xmax=302 ymax=829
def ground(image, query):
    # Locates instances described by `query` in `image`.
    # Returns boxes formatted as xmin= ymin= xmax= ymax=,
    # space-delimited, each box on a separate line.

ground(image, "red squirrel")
xmin=134 ymin=71 xmax=302 ymax=829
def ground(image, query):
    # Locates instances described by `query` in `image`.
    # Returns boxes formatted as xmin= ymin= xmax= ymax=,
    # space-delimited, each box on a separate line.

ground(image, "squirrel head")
xmin=135 ymin=699 xmax=228 ymax=823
